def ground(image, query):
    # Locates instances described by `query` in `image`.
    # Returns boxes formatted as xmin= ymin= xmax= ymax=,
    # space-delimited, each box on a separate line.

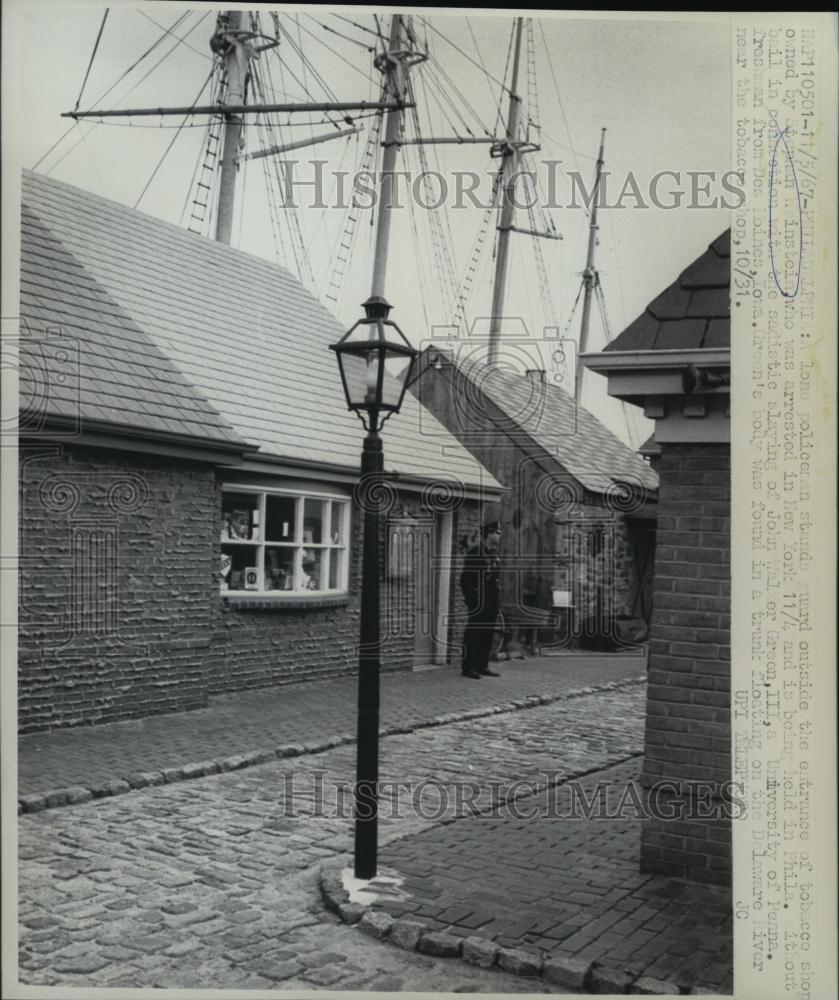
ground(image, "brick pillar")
xmin=640 ymin=441 xmax=732 ymax=885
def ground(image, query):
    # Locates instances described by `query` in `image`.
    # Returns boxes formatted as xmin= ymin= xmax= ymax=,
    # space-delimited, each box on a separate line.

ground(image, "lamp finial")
xmin=362 ymin=296 xmax=392 ymax=320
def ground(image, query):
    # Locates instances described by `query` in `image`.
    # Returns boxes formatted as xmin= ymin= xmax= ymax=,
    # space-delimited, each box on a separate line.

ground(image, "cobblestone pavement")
xmin=18 ymin=684 xmax=648 ymax=992
xmin=19 ymin=652 xmax=644 ymax=796
xmin=370 ymin=758 xmax=733 ymax=993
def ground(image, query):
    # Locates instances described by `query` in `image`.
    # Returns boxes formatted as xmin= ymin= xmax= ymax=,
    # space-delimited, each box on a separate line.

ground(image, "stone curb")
xmin=18 ymin=675 xmax=645 ymax=816
xmin=318 ymin=860 xmax=696 ymax=995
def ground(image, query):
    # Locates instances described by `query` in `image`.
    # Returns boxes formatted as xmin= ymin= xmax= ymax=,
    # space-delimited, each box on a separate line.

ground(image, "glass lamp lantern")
xmin=330 ymin=297 xmax=418 ymax=431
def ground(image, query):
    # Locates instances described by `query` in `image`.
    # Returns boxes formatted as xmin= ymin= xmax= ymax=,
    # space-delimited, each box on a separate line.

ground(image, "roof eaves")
xmin=249 ymin=447 xmax=504 ymax=494
xmin=30 ymin=413 xmax=257 ymax=457
xmin=433 ymin=359 xmax=583 ymax=489
xmin=581 ymin=346 xmax=731 ymax=372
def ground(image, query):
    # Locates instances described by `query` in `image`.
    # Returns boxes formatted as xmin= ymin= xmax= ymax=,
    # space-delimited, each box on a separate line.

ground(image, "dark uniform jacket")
xmin=460 ymin=541 xmax=501 ymax=620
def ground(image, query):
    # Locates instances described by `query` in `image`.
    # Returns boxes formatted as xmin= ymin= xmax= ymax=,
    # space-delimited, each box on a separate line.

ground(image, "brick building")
xmin=583 ymin=230 xmax=732 ymax=885
xmin=17 ymin=171 xmax=502 ymax=732
xmin=408 ymin=350 xmax=658 ymax=651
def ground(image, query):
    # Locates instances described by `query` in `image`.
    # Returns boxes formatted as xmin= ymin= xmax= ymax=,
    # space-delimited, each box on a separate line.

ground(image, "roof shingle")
xmin=19 ymin=206 xmax=245 ymax=448
xmin=427 ymin=356 xmax=658 ymax=495
xmin=20 ymin=171 xmax=500 ymax=490
xmin=605 ymin=230 xmax=730 ymax=352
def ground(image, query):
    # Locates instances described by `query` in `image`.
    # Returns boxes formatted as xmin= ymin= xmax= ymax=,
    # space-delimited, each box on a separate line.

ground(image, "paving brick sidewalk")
xmin=329 ymin=757 xmax=733 ymax=994
xmin=18 ymin=684 xmax=646 ymax=993
xmin=19 ymin=653 xmax=645 ymax=798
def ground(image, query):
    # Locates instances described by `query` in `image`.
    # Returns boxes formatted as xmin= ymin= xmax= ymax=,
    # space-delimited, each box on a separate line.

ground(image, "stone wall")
xmin=19 ymin=444 xmax=485 ymax=730
xmin=214 ymin=487 xmax=486 ymax=691
xmin=212 ymin=486 xmax=460 ymax=692
xmin=411 ymin=363 xmax=652 ymax=649
xmin=18 ymin=445 xmax=218 ymax=731
xmin=554 ymin=509 xmax=640 ymax=644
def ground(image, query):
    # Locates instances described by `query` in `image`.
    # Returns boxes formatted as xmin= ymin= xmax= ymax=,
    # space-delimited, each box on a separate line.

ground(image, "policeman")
xmin=459 ymin=520 xmax=502 ymax=679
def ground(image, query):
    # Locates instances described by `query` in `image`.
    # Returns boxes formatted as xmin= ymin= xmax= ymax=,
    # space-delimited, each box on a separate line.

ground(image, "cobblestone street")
xmin=18 ymin=676 xmax=657 ymax=992
xmin=19 ymin=654 xmax=644 ymax=796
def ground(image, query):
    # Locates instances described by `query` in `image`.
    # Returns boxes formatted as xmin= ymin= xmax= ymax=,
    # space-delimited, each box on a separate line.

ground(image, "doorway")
xmin=386 ymin=511 xmax=452 ymax=668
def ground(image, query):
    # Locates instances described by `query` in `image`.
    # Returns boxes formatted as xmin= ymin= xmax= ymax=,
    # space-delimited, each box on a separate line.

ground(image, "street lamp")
xmin=330 ymin=295 xmax=418 ymax=879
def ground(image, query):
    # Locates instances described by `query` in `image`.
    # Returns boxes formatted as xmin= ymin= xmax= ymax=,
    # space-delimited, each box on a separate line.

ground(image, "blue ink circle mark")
xmin=767 ymin=126 xmax=803 ymax=299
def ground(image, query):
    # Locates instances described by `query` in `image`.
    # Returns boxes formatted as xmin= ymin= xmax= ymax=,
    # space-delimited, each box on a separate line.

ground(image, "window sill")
xmin=221 ymin=593 xmax=350 ymax=611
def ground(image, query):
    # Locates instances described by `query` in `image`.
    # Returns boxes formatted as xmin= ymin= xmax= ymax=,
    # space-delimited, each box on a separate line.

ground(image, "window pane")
xmin=222 ymin=493 xmax=260 ymax=541
xmin=303 ymin=499 xmax=325 ymax=545
xmin=330 ymin=502 xmax=345 ymax=545
xmin=328 ymin=549 xmax=344 ymax=590
xmin=301 ymin=548 xmax=324 ymax=591
xmin=265 ymin=547 xmax=295 ymax=590
xmin=221 ymin=544 xmax=259 ymax=591
xmin=266 ymin=495 xmax=296 ymax=542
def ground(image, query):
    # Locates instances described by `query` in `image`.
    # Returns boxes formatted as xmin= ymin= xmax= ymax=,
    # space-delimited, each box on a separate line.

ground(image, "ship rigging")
xmin=35 ymin=8 xmax=642 ymax=446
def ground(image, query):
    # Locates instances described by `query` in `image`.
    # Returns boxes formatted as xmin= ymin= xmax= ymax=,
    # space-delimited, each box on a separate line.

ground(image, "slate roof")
xmin=20 ymin=171 xmax=501 ymax=490
xmin=20 ymin=203 xmax=245 ymax=448
xmin=604 ymin=230 xmax=730 ymax=353
xmin=426 ymin=355 xmax=658 ymax=495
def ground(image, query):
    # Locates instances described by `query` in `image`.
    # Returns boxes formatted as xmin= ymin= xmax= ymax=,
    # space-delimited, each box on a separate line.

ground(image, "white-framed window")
xmin=220 ymin=486 xmax=351 ymax=596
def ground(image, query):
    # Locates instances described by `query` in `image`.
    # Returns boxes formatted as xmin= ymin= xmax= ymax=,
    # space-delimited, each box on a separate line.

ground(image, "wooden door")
xmin=412 ymin=519 xmax=434 ymax=665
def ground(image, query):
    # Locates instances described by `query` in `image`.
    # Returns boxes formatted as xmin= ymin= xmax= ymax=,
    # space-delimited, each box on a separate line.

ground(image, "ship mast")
xmin=214 ymin=11 xmax=249 ymax=244
xmin=576 ymin=126 xmax=606 ymax=403
xmin=487 ymin=18 xmax=524 ymax=367
xmin=63 ymin=10 xmax=415 ymax=247
xmin=484 ymin=18 xmax=560 ymax=367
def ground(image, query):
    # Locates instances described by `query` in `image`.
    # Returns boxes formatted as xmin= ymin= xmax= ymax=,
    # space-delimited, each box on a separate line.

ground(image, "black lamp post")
xmin=330 ymin=295 xmax=418 ymax=879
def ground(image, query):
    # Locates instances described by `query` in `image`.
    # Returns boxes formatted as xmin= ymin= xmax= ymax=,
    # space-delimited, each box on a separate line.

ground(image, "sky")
xmin=4 ymin=3 xmax=734 ymax=445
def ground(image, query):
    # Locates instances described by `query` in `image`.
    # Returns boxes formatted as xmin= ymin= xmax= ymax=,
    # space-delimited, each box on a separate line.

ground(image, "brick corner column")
xmin=640 ymin=441 xmax=732 ymax=886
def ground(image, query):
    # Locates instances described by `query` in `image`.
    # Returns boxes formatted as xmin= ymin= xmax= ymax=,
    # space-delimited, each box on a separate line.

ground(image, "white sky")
xmin=4 ymin=3 xmax=734 ymax=445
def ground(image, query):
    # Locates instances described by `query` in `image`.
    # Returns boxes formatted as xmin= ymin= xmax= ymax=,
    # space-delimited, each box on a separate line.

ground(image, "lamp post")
xmin=330 ymin=297 xmax=418 ymax=879
xmin=330 ymin=13 xmax=417 ymax=880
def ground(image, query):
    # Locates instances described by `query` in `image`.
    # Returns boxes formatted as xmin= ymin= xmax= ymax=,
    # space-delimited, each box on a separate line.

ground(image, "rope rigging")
xmin=493 ymin=21 xmax=515 ymax=138
xmin=52 ymin=11 xmax=209 ymax=177
xmin=325 ymin=91 xmax=385 ymax=306
xmin=135 ymin=64 xmax=217 ymax=209
xmin=294 ymin=13 xmax=313 ymax=150
xmin=536 ymin=18 xmax=584 ymax=183
xmin=297 ymin=14 xmax=378 ymax=85
xmin=74 ymin=9 xmax=109 ymax=113
xmin=563 ymin=283 xmax=585 ymax=338
xmin=249 ymin=17 xmax=316 ymax=287
xmin=524 ymin=18 xmax=541 ymax=144
xmin=420 ymin=53 xmax=493 ymax=138
xmin=35 ymin=10 xmax=203 ymax=171
xmin=273 ymin=18 xmax=341 ymax=108
xmin=406 ymin=77 xmax=460 ymax=324
xmin=416 ymin=16 xmax=512 ymax=98
xmin=331 ymin=13 xmax=380 ymax=38
xmin=522 ymin=172 xmax=558 ymax=331
xmin=137 ymin=9 xmax=212 ymax=62
xmin=307 ymin=15 xmax=377 ymax=53
xmin=415 ymin=60 xmax=475 ymax=140
xmin=183 ymin=63 xmax=226 ymax=234
xmin=250 ymin=21 xmax=297 ymax=271
xmin=465 ymin=17 xmax=501 ymax=121
xmin=372 ymin=15 xmax=388 ymax=53
xmin=452 ymin=167 xmax=503 ymax=332
xmin=46 ymin=9 xmax=647 ymax=452
xmin=594 ymin=282 xmax=641 ymax=448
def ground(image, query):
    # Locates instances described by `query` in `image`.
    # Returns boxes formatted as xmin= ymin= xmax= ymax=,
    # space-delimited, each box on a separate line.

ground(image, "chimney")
xmin=525 ymin=369 xmax=546 ymax=383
